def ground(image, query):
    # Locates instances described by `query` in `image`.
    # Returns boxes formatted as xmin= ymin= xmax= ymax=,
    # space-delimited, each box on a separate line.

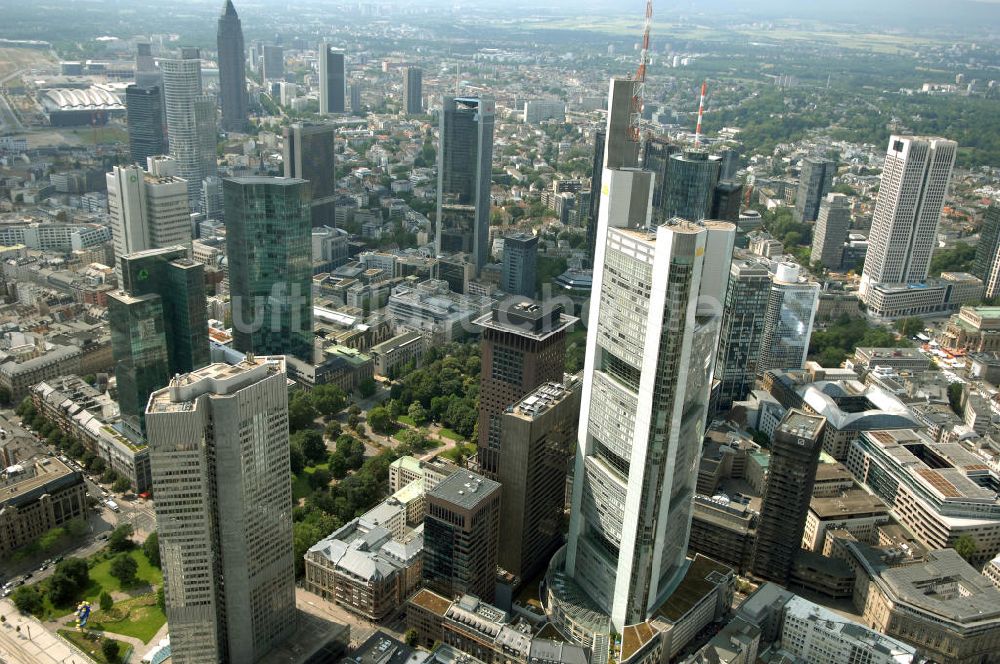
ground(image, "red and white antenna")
xmin=627 ymin=0 xmax=653 ymax=145
xmin=694 ymin=81 xmax=707 ymax=146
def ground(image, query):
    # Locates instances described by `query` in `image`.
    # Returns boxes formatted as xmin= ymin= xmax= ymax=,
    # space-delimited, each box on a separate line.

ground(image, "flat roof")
xmin=408 ymin=588 xmax=452 ymax=617
xmin=427 ymin=471 xmax=500 ymax=510
xmin=810 ymin=490 xmax=889 ymax=519
xmin=0 ymin=457 xmax=81 ymax=508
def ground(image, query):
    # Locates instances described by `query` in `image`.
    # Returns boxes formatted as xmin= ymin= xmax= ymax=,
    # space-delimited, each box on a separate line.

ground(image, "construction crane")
xmin=694 ymin=81 xmax=707 ymax=147
xmin=627 ymin=0 xmax=653 ymax=146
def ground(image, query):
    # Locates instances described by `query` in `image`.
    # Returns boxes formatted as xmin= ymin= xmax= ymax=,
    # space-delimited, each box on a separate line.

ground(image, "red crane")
xmin=627 ymin=0 xmax=653 ymax=145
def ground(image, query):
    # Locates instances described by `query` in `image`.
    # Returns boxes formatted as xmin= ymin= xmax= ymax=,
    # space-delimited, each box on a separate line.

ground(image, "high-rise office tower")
xmin=261 ymin=44 xmax=284 ymax=81
xmin=973 ymin=205 xmax=1000 ymax=298
xmin=350 ymin=81 xmax=362 ymax=114
xmin=106 ymin=163 xmax=191 ymax=262
xmin=110 ymin=246 xmax=209 ymax=436
xmin=475 ymin=300 xmax=576 ymax=477
xmin=146 ymin=355 xmax=297 ymax=664
xmin=283 ymin=123 xmax=337 ymax=227
xmin=811 ymin=193 xmax=851 ymax=270
xmin=422 ymin=470 xmax=501 ymax=602
xmin=642 ymin=135 xmax=678 ymax=213
xmin=135 ymin=42 xmax=160 ymax=88
xmin=585 ymin=128 xmax=606 ymax=267
xmin=161 ymin=49 xmax=218 ymax=210
xmin=436 ymin=96 xmax=495 ymax=273
xmin=216 ymin=0 xmax=248 ymax=132
xmin=403 ymin=67 xmax=422 ymax=115
xmin=711 ymin=180 xmax=743 ymax=222
xmin=224 ymin=177 xmax=313 ymax=362
xmin=318 ymin=43 xmax=345 ymax=114
xmin=752 ymin=409 xmax=826 ymax=583
xmin=859 ymin=136 xmax=958 ymax=301
xmin=497 ymin=377 xmax=581 ymax=581
xmin=201 ymin=175 xmax=224 ymax=221
xmin=793 ymin=157 xmax=836 ymax=223
xmin=126 ymin=85 xmax=166 ymax=165
xmin=758 ymin=263 xmax=819 ymax=373
xmin=501 ymin=232 xmax=538 ymax=298
xmin=662 ymin=150 xmax=722 ymax=222
xmin=718 ymin=145 xmax=741 ymax=181
xmin=547 ymin=91 xmax=736 ymax=650
xmin=714 ymin=258 xmax=771 ymax=413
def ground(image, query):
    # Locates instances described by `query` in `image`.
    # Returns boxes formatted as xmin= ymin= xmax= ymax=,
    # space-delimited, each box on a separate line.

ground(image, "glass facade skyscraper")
xmin=109 ymin=292 xmax=169 ymax=437
xmin=758 ymin=262 xmax=820 ymax=373
xmin=793 ymin=156 xmax=835 ymax=223
xmin=216 ymin=0 xmax=248 ymax=132
xmin=662 ymin=150 xmax=721 ymax=222
xmin=224 ymin=177 xmax=313 ymax=362
xmin=714 ymin=258 xmax=771 ymax=413
xmin=501 ymin=232 xmax=538 ymax=298
xmin=403 ymin=67 xmax=422 ymax=115
xmin=125 ymin=85 xmax=166 ymax=165
xmin=283 ymin=123 xmax=337 ymax=227
xmin=318 ymin=43 xmax=345 ymax=114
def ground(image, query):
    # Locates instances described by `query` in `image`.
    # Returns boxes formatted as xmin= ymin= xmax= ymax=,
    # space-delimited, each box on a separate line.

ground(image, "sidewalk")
xmin=0 ymin=598 xmax=90 ymax=663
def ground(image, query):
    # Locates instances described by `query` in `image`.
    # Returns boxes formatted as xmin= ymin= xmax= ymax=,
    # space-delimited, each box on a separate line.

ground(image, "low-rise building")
xmin=0 ymin=457 xmax=87 ymax=556
xmin=801 ymin=490 xmax=892 ymax=553
xmin=0 ymin=343 xmax=82 ymax=401
xmin=864 ymin=273 xmax=983 ymax=320
xmin=369 ymin=331 xmax=427 ymax=378
xmin=388 ymin=455 xmax=461 ymax=494
xmin=852 ymin=347 xmax=931 ymax=375
xmin=941 ymin=305 xmax=1000 ymax=353
xmin=386 ymin=280 xmax=494 ymax=343
xmin=688 ymin=495 xmax=758 ymax=573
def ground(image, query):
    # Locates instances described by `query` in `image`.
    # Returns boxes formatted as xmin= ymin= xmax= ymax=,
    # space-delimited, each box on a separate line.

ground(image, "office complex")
xmin=135 ymin=41 xmax=160 ymax=88
xmin=714 ymin=258 xmax=771 ymax=413
xmin=860 ymin=136 xmax=958 ymax=304
xmin=146 ymin=356 xmax=296 ymax=664
xmin=261 ymin=44 xmax=284 ymax=81
xmin=497 ymin=378 xmax=581 ymax=580
xmin=547 ymin=98 xmax=736 ymax=655
xmin=710 ymin=179 xmax=743 ymax=222
xmin=974 ymin=204 xmax=1000 ymax=298
xmin=0 ymin=457 xmax=87 ymax=558
xmin=474 ymin=300 xmax=576 ymax=476
xmin=643 ymin=137 xmax=678 ymax=214
xmin=752 ymin=409 xmax=826 ymax=583
xmin=403 ymin=67 xmax=422 ymax=115
xmin=661 ymin=150 xmax=721 ymax=222
xmin=125 ymin=85 xmax=166 ymax=165
xmin=224 ymin=177 xmax=313 ymax=362
xmin=283 ymin=123 xmax=337 ymax=227
xmin=422 ymin=470 xmax=501 ymax=602
xmin=216 ymin=0 xmax=248 ymax=132
xmin=501 ymin=232 xmax=538 ymax=298
xmin=106 ymin=162 xmax=191 ymax=261
xmin=436 ymin=96 xmax=495 ymax=273
xmin=161 ymin=49 xmax=218 ymax=209
xmin=758 ymin=262 xmax=819 ymax=372
xmin=810 ymin=193 xmax=851 ymax=270
xmin=793 ymin=157 xmax=836 ymax=223
xmin=110 ymin=246 xmax=208 ymax=436
xmin=586 ymin=128 xmax=606 ymax=267
xmin=319 ymin=43 xmax=346 ymax=114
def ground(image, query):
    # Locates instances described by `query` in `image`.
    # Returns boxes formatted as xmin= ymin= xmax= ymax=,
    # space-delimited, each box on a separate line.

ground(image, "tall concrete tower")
xmin=216 ymin=0 xmax=248 ymax=132
xmin=161 ymin=49 xmax=218 ymax=210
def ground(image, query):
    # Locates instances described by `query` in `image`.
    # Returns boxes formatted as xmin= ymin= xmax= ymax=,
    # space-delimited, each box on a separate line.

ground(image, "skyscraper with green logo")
xmin=110 ymin=245 xmax=209 ymax=436
xmin=224 ymin=177 xmax=313 ymax=362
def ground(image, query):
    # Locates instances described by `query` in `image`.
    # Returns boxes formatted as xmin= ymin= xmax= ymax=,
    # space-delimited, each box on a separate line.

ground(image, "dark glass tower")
xmin=403 ymin=67 xmax=423 ymax=115
xmin=711 ymin=180 xmax=743 ymax=222
xmin=224 ymin=177 xmax=313 ymax=362
xmin=501 ymin=232 xmax=538 ymax=298
xmin=283 ymin=123 xmax=337 ymax=227
xmin=714 ymin=258 xmax=771 ymax=414
xmin=126 ymin=85 xmax=166 ymax=165
xmin=752 ymin=409 xmax=826 ymax=583
xmin=319 ymin=43 xmax=345 ymax=114
xmin=662 ymin=150 xmax=721 ymax=222
xmin=586 ymin=128 xmax=605 ymax=268
xmin=435 ymin=96 xmax=495 ymax=274
xmin=216 ymin=0 xmax=248 ymax=132
xmin=642 ymin=135 xmax=678 ymax=213
xmin=974 ymin=204 xmax=1000 ymax=283
xmin=794 ymin=157 xmax=835 ymax=223
xmin=110 ymin=246 xmax=209 ymax=436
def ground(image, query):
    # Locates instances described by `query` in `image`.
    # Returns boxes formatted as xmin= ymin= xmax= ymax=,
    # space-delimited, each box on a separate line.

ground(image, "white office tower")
xmin=146 ymin=355 xmax=296 ymax=664
xmin=106 ymin=163 xmax=191 ymax=267
xmin=547 ymin=82 xmax=736 ymax=659
xmin=859 ymin=136 xmax=957 ymax=301
xmin=161 ymin=49 xmax=218 ymax=211
xmin=758 ymin=262 xmax=820 ymax=372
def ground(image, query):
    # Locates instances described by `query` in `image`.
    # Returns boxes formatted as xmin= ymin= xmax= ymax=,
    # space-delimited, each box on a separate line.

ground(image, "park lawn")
xmin=57 ymin=629 xmax=132 ymax=664
xmin=439 ymin=427 xmax=465 ymax=442
xmin=44 ymin=550 xmax=162 ymax=619
xmin=292 ymin=463 xmax=331 ymax=500
xmin=397 ymin=415 xmax=416 ymax=427
xmin=89 ymin=593 xmax=166 ymax=643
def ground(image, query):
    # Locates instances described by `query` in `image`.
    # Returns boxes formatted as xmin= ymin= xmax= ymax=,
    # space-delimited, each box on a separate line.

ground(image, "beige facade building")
xmin=0 ymin=457 xmax=87 ymax=557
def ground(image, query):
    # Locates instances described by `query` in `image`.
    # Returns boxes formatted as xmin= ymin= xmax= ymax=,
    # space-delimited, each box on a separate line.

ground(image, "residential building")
xmin=403 ymin=67 xmax=423 ymax=115
xmin=106 ymin=163 xmax=192 ymax=264
xmin=146 ymin=356 xmax=297 ymax=664
xmin=794 ymin=157 xmax=836 ymax=223
xmin=125 ymin=85 xmax=166 ymax=165
xmin=0 ymin=457 xmax=87 ymax=557
xmin=423 ymin=470 xmax=501 ymax=602
xmin=547 ymin=96 xmax=736 ymax=659
xmin=714 ymin=258 xmax=771 ymax=413
xmin=810 ymin=193 xmax=851 ymax=270
xmin=474 ymin=300 xmax=576 ymax=476
xmin=319 ymin=43 xmax=345 ymax=114
xmin=161 ymin=49 xmax=218 ymax=209
xmin=860 ymin=137 xmax=958 ymax=304
xmin=283 ymin=123 xmax=337 ymax=227
xmin=216 ymin=0 xmax=248 ymax=132
xmin=224 ymin=177 xmax=313 ymax=362
xmin=500 ymin=233 xmax=537 ymax=298
xmin=523 ymin=100 xmax=566 ymax=124
xmin=436 ymin=96 xmax=495 ymax=273
xmin=497 ymin=378 xmax=581 ymax=580
xmin=752 ymin=409 xmax=826 ymax=583
xmin=758 ymin=263 xmax=819 ymax=373
xmin=661 ymin=150 xmax=721 ymax=222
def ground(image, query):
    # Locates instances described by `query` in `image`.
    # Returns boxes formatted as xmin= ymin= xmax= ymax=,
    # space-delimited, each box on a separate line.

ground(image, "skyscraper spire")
xmin=217 ymin=0 xmax=248 ymax=132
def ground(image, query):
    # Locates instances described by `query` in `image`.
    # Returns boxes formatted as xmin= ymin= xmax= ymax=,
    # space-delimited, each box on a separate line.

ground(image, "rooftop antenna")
xmin=694 ymin=81 xmax=707 ymax=147
xmin=627 ymin=0 xmax=653 ymax=147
